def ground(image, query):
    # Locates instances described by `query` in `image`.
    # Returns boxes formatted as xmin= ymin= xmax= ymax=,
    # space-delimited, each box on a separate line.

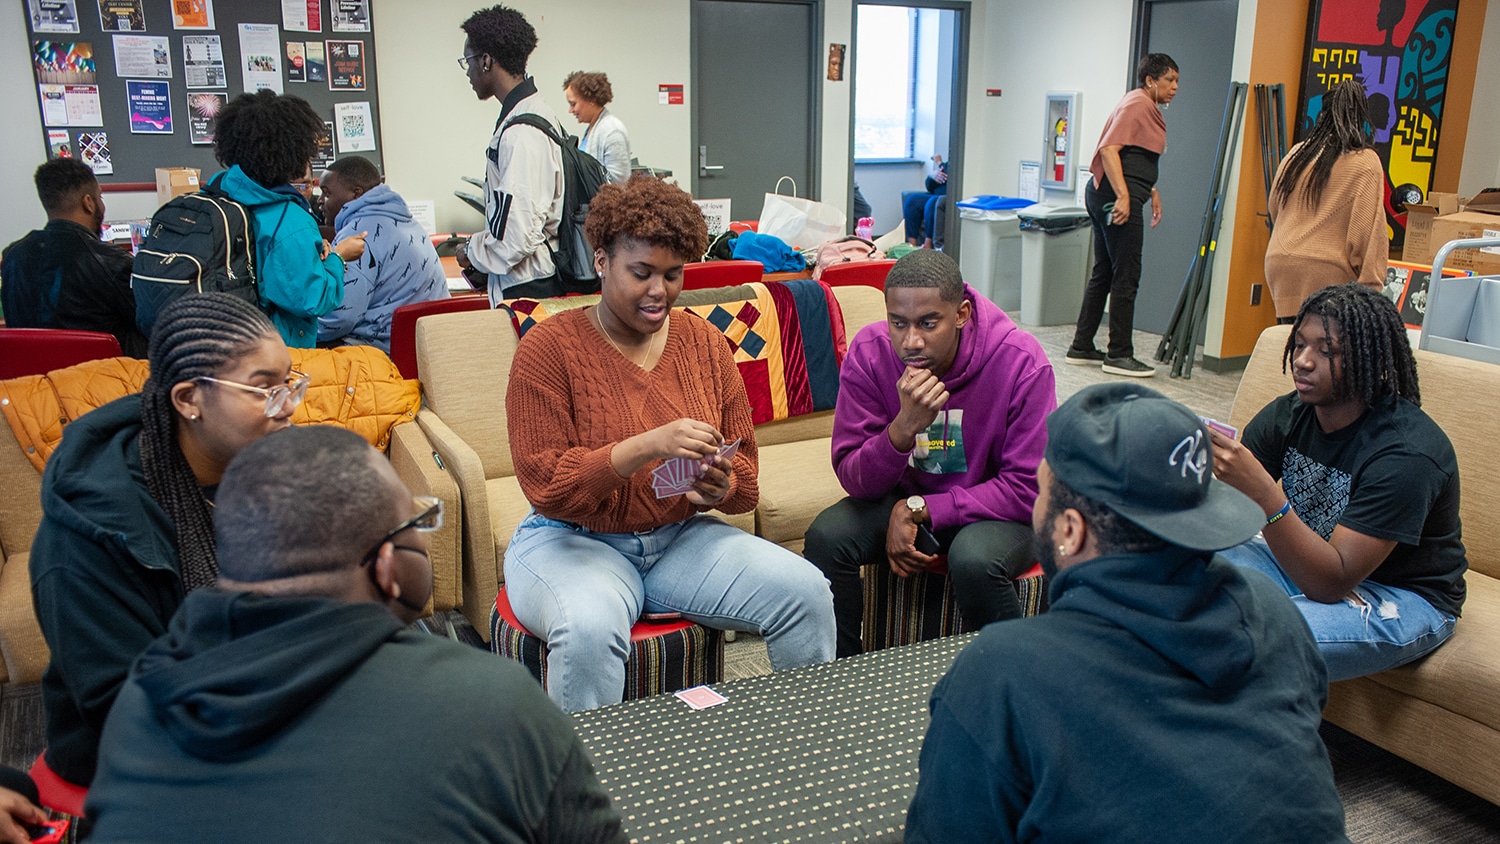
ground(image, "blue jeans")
xmin=505 ymin=511 xmax=837 ymax=712
xmin=1219 ymin=537 xmax=1456 ymax=682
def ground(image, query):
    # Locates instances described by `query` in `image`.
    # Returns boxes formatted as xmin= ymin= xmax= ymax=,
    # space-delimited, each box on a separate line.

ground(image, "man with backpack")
xmin=455 ymin=5 xmax=570 ymax=304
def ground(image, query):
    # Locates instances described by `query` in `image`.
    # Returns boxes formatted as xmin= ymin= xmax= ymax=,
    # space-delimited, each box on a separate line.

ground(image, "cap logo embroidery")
xmin=1169 ymin=430 xmax=1208 ymax=484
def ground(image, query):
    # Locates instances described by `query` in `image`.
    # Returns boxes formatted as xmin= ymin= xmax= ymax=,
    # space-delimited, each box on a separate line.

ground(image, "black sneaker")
xmin=1102 ymin=356 xmax=1156 ymax=377
xmin=1064 ymin=347 xmax=1106 ymax=366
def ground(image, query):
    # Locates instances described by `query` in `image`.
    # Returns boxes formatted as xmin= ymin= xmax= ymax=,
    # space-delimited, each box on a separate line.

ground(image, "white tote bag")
xmin=757 ymin=177 xmax=846 ymax=250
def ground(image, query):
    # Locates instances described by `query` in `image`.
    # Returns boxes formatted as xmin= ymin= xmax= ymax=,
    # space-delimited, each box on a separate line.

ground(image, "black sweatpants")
xmin=1071 ymin=179 xmax=1146 ymax=360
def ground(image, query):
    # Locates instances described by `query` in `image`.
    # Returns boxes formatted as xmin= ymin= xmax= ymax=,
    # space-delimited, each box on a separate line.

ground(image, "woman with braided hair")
xmin=1265 ymin=79 xmax=1388 ymax=321
xmin=1211 ymin=283 xmax=1465 ymax=680
xmin=30 ymin=293 xmax=306 ymax=787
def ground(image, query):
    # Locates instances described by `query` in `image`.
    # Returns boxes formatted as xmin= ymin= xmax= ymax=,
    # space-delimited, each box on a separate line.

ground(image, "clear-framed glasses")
xmin=361 ymin=496 xmax=444 ymax=564
xmin=457 ymin=52 xmax=482 ymax=70
xmin=196 ymin=369 xmax=311 ymax=418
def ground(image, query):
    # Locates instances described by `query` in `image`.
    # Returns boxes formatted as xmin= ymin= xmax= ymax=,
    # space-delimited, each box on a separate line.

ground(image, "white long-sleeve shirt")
xmin=466 ymin=78 xmax=566 ymax=305
xmin=581 ymin=108 xmax=632 ymax=184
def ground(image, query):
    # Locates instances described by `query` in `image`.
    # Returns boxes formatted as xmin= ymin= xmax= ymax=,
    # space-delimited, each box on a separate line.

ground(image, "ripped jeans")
xmin=1219 ymin=537 xmax=1456 ymax=682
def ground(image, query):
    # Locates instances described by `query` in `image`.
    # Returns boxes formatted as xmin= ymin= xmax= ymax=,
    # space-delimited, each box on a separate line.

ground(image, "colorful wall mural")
xmin=1298 ymin=0 xmax=1458 ymax=251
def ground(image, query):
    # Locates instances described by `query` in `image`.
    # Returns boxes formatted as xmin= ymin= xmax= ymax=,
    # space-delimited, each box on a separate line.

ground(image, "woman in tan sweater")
xmin=503 ymin=176 xmax=836 ymax=712
xmin=1265 ymin=79 xmax=1388 ymax=320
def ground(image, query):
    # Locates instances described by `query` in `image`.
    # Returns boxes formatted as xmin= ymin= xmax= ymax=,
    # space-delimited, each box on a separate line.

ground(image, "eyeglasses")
xmin=196 ymin=370 xmax=311 ymax=418
xmin=457 ymin=52 xmax=483 ymax=70
xmin=361 ymin=496 xmax=444 ymax=564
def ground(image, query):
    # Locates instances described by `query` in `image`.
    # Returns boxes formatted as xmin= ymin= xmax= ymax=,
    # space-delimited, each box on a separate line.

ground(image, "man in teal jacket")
xmin=213 ymin=91 xmax=364 ymax=347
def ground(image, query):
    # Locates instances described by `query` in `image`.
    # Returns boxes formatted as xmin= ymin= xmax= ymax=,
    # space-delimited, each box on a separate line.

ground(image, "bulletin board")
xmin=23 ymin=0 xmax=384 ymax=187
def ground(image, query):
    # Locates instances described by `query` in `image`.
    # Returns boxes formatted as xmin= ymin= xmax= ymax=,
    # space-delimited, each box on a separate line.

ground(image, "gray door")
xmin=1134 ymin=0 xmax=1238 ymax=334
xmin=692 ymin=0 xmax=819 ymax=219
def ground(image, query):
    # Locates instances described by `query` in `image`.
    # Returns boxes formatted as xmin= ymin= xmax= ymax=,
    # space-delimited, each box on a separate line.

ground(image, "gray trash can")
xmin=958 ymin=210 xmax=1023 ymax=311
xmin=1017 ymin=206 xmax=1093 ymax=326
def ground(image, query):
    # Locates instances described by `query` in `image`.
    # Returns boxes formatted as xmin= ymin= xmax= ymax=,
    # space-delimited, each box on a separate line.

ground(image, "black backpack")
xmin=503 ymin=113 xmax=610 ymax=293
xmin=132 ymin=173 xmax=257 ymax=338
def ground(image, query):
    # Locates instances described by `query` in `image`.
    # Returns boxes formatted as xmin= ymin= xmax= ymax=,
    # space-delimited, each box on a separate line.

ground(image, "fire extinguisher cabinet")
xmin=1042 ymin=92 xmax=1081 ymax=193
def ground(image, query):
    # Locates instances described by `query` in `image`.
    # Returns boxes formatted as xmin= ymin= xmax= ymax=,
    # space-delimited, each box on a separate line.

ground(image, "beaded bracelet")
xmin=1265 ymin=500 xmax=1292 ymax=526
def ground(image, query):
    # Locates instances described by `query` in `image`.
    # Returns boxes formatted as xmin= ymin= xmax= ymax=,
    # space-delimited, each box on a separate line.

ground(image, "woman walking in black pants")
xmin=1066 ymin=53 xmax=1179 ymax=377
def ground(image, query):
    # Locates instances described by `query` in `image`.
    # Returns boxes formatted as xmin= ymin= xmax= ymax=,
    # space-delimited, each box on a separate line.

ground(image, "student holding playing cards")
xmin=504 ymin=175 xmax=836 ymax=712
xmin=804 ymin=250 xmax=1056 ymax=658
xmin=1212 ymin=283 xmax=1465 ymax=680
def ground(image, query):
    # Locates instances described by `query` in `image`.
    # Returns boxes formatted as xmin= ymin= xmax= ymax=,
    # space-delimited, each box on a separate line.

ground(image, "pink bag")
xmin=812 ymin=236 xmax=884 ymax=280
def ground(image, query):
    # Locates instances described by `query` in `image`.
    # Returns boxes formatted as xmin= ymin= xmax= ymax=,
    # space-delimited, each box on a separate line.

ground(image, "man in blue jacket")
xmin=905 ymin=383 xmax=1348 ymax=843
xmin=316 ymin=156 xmax=449 ymax=353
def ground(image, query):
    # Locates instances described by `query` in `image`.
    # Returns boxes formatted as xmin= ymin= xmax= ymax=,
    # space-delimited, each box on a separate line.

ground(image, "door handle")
xmin=699 ymin=145 xmax=724 ymax=177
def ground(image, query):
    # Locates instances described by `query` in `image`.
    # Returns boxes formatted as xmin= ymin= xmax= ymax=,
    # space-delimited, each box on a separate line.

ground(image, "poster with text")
xmin=28 ymin=0 xmax=80 ymax=33
xmin=47 ymin=129 xmax=72 ymax=158
xmin=282 ymin=0 xmax=322 ymax=32
xmin=305 ymin=40 xmax=327 ymax=82
xmin=171 ymin=0 xmax=213 ymax=29
xmin=238 ymin=23 xmax=284 ymax=93
xmin=182 ymin=35 xmax=225 ymax=88
xmin=313 ymin=120 xmax=335 ymax=169
xmin=187 ymin=91 xmax=226 ymax=144
xmin=1298 ymin=0 xmax=1458 ymax=251
xmin=326 ymin=40 xmax=365 ymax=90
xmin=286 ymin=42 xmax=306 ymax=82
xmin=330 ymin=0 xmax=369 ymax=32
xmin=77 ymin=131 xmax=112 ymax=174
xmin=335 ymin=101 xmax=374 ymax=152
xmin=97 ymin=0 xmax=144 ymax=31
xmin=113 ymin=34 xmax=171 ymax=79
xmin=126 ymin=80 xmax=172 ymax=133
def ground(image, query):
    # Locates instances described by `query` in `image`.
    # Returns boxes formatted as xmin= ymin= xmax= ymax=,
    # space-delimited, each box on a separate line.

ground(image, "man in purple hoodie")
xmin=804 ymin=250 xmax=1056 ymax=657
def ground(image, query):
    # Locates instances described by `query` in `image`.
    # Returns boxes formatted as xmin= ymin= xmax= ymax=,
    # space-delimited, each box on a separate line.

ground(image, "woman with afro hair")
xmin=503 ymin=176 xmax=836 ymax=712
xmin=564 ymin=71 xmax=632 ymax=183
xmin=213 ymin=90 xmax=366 ymax=347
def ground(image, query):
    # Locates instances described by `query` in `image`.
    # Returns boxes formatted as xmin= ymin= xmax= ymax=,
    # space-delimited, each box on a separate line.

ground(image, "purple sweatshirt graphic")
xmin=830 ymin=284 xmax=1055 ymax=531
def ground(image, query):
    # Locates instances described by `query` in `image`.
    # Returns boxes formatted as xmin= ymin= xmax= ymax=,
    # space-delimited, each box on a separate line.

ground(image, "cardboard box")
xmin=155 ymin=167 xmax=200 ymax=206
xmin=1427 ymin=211 xmax=1500 ymax=275
xmin=1403 ymin=192 xmax=1464 ymax=265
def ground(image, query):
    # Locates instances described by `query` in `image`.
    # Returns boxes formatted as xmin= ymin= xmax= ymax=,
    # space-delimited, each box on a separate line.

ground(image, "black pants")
xmin=503 ymin=274 xmax=564 ymax=300
xmin=803 ymin=493 xmax=1036 ymax=658
xmin=1071 ymin=180 xmax=1146 ymax=359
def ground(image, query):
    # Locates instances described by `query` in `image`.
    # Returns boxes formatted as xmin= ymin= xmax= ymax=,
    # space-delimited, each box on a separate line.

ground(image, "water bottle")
xmin=855 ymin=217 xmax=874 ymax=241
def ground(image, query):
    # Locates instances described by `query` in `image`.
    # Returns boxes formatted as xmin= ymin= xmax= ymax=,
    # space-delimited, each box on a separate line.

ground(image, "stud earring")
xmin=1057 ymin=546 xmax=1067 ymax=554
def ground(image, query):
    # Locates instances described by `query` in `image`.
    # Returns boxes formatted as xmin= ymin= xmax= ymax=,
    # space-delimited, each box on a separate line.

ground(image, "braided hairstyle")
xmin=1284 ymin=283 xmax=1420 ymax=408
xmin=1274 ymin=80 xmax=1373 ymax=209
xmin=140 ymin=293 xmax=277 ymax=591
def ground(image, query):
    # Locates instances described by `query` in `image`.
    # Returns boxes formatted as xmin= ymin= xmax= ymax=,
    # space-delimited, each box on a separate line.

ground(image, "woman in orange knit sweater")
xmin=1265 ymin=79 xmax=1388 ymax=321
xmin=503 ymin=176 xmax=836 ymax=712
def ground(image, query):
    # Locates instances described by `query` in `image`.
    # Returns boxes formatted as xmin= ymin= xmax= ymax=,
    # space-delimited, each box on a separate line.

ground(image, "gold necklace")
xmin=593 ymin=306 xmax=666 ymax=367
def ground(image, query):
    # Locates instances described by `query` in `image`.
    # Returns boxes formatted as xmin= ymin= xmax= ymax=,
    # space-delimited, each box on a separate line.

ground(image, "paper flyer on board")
xmin=46 ymin=129 xmax=72 ymax=158
xmin=312 ymin=120 xmax=335 ymax=169
xmin=238 ymin=23 xmax=284 ymax=93
xmin=172 ymin=0 xmax=214 ymax=29
xmin=282 ymin=0 xmax=322 ymax=32
xmin=127 ymin=80 xmax=172 ymax=133
xmin=305 ymin=41 xmax=327 ymax=82
xmin=28 ymin=0 xmax=80 ymax=33
xmin=77 ymin=131 xmax=112 ymax=174
xmin=286 ymin=42 xmax=306 ymax=82
xmin=112 ymin=34 xmax=171 ymax=78
xmin=34 ymin=42 xmax=102 ymax=127
xmin=326 ymin=40 xmax=365 ymax=90
xmin=331 ymin=0 xmax=370 ymax=32
xmin=97 ymin=0 xmax=145 ymax=31
xmin=187 ymin=92 xmax=226 ymax=144
xmin=182 ymin=35 xmax=225 ymax=88
xmin=335 ymin=101 xmax=375 ymax=152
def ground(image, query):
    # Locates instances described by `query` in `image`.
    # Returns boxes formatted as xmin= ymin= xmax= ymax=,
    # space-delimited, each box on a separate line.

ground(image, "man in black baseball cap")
xmin=906 ymin=383 xmax=1348 ymax=843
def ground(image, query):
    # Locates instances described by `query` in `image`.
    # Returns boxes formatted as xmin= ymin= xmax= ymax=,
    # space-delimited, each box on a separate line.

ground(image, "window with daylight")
xmin=854 ymin=6 xmax=918 ymax=160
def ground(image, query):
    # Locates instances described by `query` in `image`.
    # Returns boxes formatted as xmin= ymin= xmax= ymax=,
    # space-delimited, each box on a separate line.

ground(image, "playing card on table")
xmin=674 ymin=685 xmax=729 ymax=710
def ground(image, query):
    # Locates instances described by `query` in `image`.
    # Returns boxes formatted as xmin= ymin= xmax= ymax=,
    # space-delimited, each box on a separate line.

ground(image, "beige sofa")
xmin=0 ymin=358 xmax=461 ymax=690
xmin=1230 ymin=325 xmax=1500 ymax=806
xmin=415 ymin=285 xmax=888 ymax=638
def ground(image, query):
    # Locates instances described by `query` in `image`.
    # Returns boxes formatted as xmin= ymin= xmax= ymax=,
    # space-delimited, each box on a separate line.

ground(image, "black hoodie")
xmin=86 ymin=590 xmax=625 ymax=843
xmin=906 ymin=549 xmax=1349 ymax=843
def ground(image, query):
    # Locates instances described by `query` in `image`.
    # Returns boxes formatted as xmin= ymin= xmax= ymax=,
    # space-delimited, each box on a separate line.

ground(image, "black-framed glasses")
xmin=196 ymin=370 xmax=311 ymax=418
xmin=361 ymin=496 xmax=443 ymax=565
xmin=457 ymin=52 xmax=483 ymax=70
